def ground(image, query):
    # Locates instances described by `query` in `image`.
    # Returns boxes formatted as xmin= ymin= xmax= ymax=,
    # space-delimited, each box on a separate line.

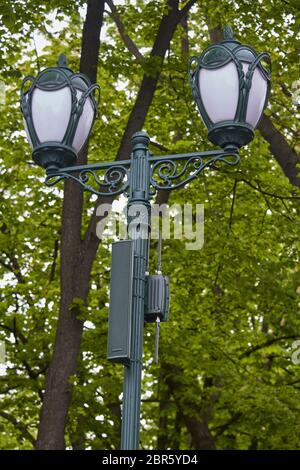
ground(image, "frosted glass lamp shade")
xmin=199 ymin=62 xmax=239 ymax=123
xmin=25 ymin=84 xmax=96 ymax=153
xmin=242 ymin=62 xmax=268 ymax=128
xmin=31 ymin=87 xmax=72 ymax=144
xmin=72 ymin=90 xmax=94 ymax=152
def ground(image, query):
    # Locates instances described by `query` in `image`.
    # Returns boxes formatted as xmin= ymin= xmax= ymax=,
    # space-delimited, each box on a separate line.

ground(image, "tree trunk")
xmin=165 ymin=365 xmax=216 ymax=450
xmin=257 ymin=114 xmax=300 ymax=188
xmin=157 ymin=374 xmax=169 ymax=449
xmin=36 ymin=0 xmax=105 ymax=450
xmin=157 ymin=366 xmax=182 ymax=449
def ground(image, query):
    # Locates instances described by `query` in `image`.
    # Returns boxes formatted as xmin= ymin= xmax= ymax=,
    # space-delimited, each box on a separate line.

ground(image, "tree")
xmin=0 ymin=0 xmax=299 ymax=450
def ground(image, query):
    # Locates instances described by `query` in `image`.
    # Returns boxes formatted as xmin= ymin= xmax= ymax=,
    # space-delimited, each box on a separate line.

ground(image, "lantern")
xmin=21 ymin=54 xmax=100 ymax=170
xmin=189 ymin=26 xmax=271 ymax=149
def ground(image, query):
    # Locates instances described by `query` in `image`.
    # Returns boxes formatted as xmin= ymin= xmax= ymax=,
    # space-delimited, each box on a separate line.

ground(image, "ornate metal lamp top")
xmin=223 ymin=25 xmax=234 ymax=41
xmin=57 ymin=53 xmax=68 ymax=68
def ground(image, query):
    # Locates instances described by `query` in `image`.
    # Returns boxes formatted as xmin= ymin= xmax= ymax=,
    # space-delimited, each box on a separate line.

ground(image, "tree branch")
xmin=257 ymin=114 xmax=300 ymax=188
xmin=213 ymin=412 xmax=242 ymax=436
xmin=238 ymin=177 xmax=300 ymax=200
xmin=240 ymin=335 xmax=299 ymax=358
xmin=0 ymin=252 xmax=24 ymax=284
xmin=0 ymin=319 xmax=27 ymax=344
xmin=229 ymin=179 xmax=238 ymax=229
xmin=0 ymin=411 xmax=36 ymax=446
xmin=49 ymin=239 xmax=59 ymax=283
xmin=179 ymin=0 xmax=197 ymax=18
xmin=106 ymin=0 xmax=143 ymax=61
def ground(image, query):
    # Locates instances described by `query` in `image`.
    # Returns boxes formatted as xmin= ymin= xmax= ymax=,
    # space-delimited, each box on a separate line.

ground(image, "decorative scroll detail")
xmin=44 ymin=150 xmax=239 ymax=196
xmin=45 ymin=165 xmax=130 ymax=197
xmin=150 ymin=151 xmax=240 ymax=191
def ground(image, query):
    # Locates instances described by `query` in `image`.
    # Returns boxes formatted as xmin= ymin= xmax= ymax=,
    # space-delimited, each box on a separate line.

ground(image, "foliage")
xmin=0 ymin=0 xmax=299 ymax=450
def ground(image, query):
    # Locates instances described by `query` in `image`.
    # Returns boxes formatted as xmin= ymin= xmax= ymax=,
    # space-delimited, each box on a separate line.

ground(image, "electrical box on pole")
xmin=144 ymin=275 xmax=170 ymax=323
xmin=144 ymin=230 xmax=170 ymax=363
xmin=107 ymin=240 xmax=134 ymax=365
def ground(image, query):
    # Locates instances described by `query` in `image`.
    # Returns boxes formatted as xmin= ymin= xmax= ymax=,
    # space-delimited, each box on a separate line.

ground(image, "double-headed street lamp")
xmin=20 ymin=27 xmax=270 ymax=450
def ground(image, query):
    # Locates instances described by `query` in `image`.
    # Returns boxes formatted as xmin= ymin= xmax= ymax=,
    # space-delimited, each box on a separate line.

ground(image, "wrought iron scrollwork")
xmin=149 ymin=150 xmax=240 ymax=191
xmin=45 ymin=163 xmax=130 ymax=197
xmin=43 ymin=149 xmax=239 ymax=196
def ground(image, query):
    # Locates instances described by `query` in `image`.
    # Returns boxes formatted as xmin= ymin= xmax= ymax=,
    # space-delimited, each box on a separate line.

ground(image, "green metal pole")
xmin=121 ymin=131 xmax=151 ymax=450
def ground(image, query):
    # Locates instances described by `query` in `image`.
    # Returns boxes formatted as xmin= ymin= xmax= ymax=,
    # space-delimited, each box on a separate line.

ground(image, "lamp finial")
xmin=223 ymin=25 xmax=234 ymax=40
xmin=57 ymin=54 xmax=68 ymax=68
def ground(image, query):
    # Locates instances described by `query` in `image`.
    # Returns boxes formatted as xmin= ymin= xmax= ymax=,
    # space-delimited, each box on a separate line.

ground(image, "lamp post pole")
xmin=121 ymin=131 xmax=151 ymax=450
xmin=43 ymin=133 xmax=240 ymax=451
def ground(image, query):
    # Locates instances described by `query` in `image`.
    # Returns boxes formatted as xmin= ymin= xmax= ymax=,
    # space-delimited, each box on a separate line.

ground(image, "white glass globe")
xmin=242 ymin=62 xmax=267 ymax=127
xmin=31 ymin=87 xmax=72 ymax=144
xmin=199 ymin=62 xmax=239 ymax=123
xmin=72 ymin=90 xmax=94 ymax=152
xmin=198 ymin=60 xmax=267 ymax=129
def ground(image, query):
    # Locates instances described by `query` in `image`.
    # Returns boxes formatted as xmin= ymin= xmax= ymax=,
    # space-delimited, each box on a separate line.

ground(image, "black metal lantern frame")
xmin=20 ymin=55 xmax=100 ymax=170
xmin=189 ymin=28 xmax=271 ymax=149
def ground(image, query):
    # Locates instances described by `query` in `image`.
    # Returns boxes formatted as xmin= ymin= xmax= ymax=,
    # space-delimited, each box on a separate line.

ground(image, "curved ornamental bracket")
xmin=149 ymin=148 xmax=240 ymax=192
xmin=45 ymin=160 xmax=131 ymax=197
xmin=43 ymin=146 xmax=240 ymax=197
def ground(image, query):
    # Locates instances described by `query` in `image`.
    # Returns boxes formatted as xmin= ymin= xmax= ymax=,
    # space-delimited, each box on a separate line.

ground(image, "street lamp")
xmin=21 ymin=54 xmax=100 ymax=170
xmin=189 ymin=25 xmax=271 ymax=149
xmin=20 ymin=27 xmax=271 ymax=450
